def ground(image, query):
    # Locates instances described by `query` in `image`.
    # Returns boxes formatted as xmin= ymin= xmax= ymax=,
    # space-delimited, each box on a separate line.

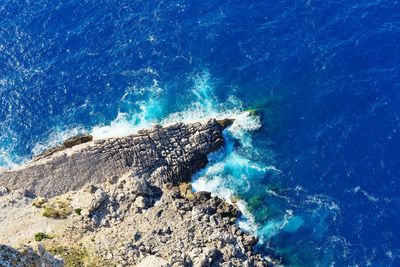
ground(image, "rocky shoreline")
xmin=0 ymin=119 xmax=275 ymax=266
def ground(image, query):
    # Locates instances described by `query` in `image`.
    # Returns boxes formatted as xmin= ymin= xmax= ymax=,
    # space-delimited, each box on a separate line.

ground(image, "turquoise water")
xmin=1 ymin=0 xmax=400 ymax=266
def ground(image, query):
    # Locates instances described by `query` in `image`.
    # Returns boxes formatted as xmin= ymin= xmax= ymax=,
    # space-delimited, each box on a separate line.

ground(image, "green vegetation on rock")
xmin=34 ymin=232 xmax=52 ymax=241
xmin=48 ymin=246 xmax=86 ymax=267
xmin=74 ymin=208 xmax=82 ymax=215
xmin=32 ymin=197 xmax=47 ymax=208
xmin=48 ymin=246 xmax=105 ymax=267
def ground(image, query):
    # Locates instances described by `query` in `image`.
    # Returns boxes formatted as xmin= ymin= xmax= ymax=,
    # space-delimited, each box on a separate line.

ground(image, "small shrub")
xmin=32 ymin=197 xmax=47 ymax=208
xmin=48 ymin=246 xmax=103 ymax=267
xmin=48 ymin=246 xmax=86 ymax=267
xmin=34 ymin=232 xmax=52 ymax=241
xmin=74 ymin=208 xmax=82 ymax=215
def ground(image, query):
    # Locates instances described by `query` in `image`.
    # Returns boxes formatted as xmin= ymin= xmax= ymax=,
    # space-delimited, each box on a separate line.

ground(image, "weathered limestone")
xmin=0 ymin=119 xmax=227 ymax=198
xmin=33 ymin=134 xmax=93 ymax=161
xmin=0 ymin=177 xmax=274 ymax=266
xmin=0 ymin=119 xmax=276 ymax=266
xmin=0 ymin=244 xmax=63 ymax=267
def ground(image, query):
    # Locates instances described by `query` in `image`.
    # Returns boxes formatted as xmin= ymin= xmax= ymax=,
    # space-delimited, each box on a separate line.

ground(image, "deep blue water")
xmin=1 ymin=0 xmax=400 ymax=266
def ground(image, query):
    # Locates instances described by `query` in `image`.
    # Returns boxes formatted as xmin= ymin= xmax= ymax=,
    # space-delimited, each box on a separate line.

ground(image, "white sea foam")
xmin=266 ymin=189 xmax=290 ymax=201
xmin=3 ymin=70 xmax=248 ymax=166
xmin=31 ymin=126 xmax=88 ymax=156
xmin=91 ymin=71 xmax=246 ymax=139
xmin=256 ymin=209 xmax=297 ymax=241
xmin=11 ymin=70 xmax=271 ymax=241
xmin=91 ymin=70 xmax=269 ymax=238
xmin=352 ymin=186 xmax=379 ymax=202
xmin=92 ymin=77 xmax=166 ymax=139
xmin=189 ymin=93 xmax=275 ymax=239
xmin=0 ymin=148 xmax=24 ymax=169
xmin=0 ymin=129 xmax=29 ymax=168
xmin=237 ymin=199 xmax=258 ymax=234
xmin=228 ymin=112 xmax=262 ymax=147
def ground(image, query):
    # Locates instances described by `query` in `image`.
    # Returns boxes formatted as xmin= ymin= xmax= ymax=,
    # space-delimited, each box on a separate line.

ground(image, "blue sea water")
xmin=1 ymin=0 xmax=400 ymax=266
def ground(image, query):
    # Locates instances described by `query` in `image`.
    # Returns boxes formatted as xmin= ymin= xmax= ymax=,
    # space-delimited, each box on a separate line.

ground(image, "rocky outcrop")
xmin=33 ymin=134 xmax=93 ymax=161
xmin=0 ymin=244 xmax=63 ymax=267
xmin=0 ymin=119 xmax=227 ymax=198
xmin=0 ymin=119 xmax=275 ymax=266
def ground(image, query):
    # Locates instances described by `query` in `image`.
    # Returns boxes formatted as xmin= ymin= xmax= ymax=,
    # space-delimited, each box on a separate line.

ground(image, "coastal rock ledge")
xmin=0 ymin=119 xmax=274 ymax=267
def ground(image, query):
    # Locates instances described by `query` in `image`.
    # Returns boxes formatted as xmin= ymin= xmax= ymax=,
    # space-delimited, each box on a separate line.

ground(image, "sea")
xmin=1 ymin=0 xmax=399 ymax=266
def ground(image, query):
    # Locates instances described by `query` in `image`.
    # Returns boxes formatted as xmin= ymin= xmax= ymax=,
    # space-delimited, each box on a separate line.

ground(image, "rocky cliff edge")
xmin=0 ymin=119 xmax=276 ymax=267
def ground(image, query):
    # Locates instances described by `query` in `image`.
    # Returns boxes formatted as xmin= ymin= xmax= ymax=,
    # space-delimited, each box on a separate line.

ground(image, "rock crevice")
xmin=0 ymin=119 xmax=227 ymax=198
xmin=0 ymin=119 xmax=276 ymax=266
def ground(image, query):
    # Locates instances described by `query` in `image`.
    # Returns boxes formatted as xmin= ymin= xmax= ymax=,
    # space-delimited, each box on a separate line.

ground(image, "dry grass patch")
xmin=42 ymin=198 xmax=72 ymax=219
xmin=32 ymin=197 xmax=47 ymax=208
xmin=179 ymin=182 xmax=195 ymax=200
xmin=48 ymin=245 xmax=108 ymax=267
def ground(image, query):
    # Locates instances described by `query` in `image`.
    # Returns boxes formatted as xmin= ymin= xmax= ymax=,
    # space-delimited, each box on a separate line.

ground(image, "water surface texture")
xmin=1 ymin=1 xmax=400 ymax=266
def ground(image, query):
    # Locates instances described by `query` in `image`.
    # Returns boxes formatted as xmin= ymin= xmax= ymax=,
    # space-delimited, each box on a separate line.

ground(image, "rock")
xmin=88 ymin=189 xmax=108 ymax=213
xmin=193 ymin=255 xmax=208 ymax=267
xmin=12 ymin=189 xmax=30 ymax=199
xmin=107 ymin=176 xmax=119 ymax=184
xmin=0 ymin=119 xmax=227 ymax=198
xmin=33 ymin=134 xmax=93 ymax=162
xmin=63 ymin=134 xmax=93 ymax=148
xmin=134 ymin=196 xmax=147 ymax=209
xmin=179 ymin=182 xmax=195 ymax=200
xmin=191 ymin=206 xmax=204 ymax=220
xmin=0 ymin=186 xmax=9 ymax=197
xmin=216 ymin=118 xmax=235 ymax=129
xmin=128 ymin=177 xmax=156 ymax=197
xmin=0 ymin=119 xmax=274 ymax=267
xmin=137 ymin=255 xmax=168 ymax=267
xmin=243 ymin=235 xmax=259 ymax=247
xmin=194 ymin=191 xmax=212 ymax=201
xmin=0 ymin=244 xmax=63 ymax=267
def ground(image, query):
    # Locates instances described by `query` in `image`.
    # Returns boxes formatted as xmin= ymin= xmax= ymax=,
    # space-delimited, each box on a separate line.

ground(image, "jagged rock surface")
xmin=0 ymin=119 xmax=275 ymax=267
xmin=0 ymin=120 xmax=226 ymax=198
xmin=33 ymin=134 xmax=93 ymax=161
xmin=0 ymin=244 xmax=63 ymax=267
